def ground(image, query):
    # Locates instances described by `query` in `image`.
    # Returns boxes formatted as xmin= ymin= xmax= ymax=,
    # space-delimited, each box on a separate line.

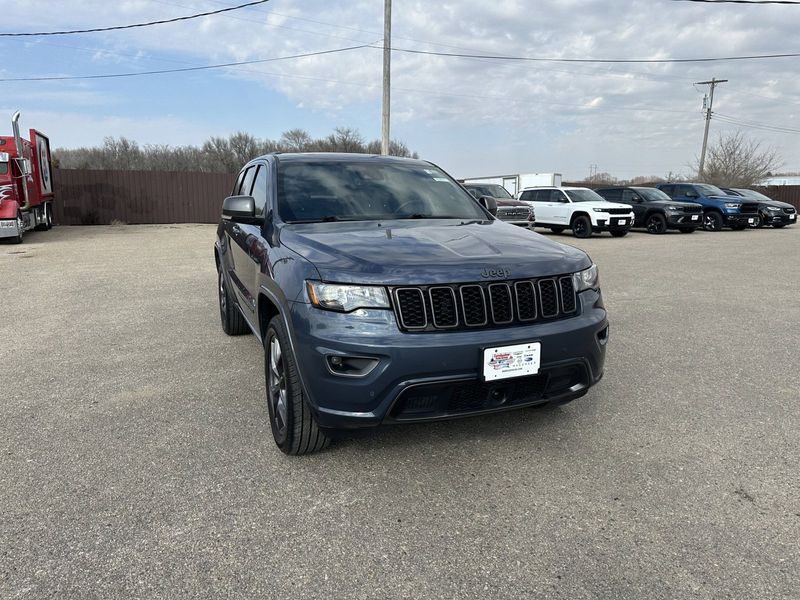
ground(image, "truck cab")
xmin=0 ymin=112 xmax=54 ymax=243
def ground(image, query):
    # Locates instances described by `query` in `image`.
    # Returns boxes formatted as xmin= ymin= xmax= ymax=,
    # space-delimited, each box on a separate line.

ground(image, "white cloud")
xmin=2 ymin=0 xmax=799 ymax=178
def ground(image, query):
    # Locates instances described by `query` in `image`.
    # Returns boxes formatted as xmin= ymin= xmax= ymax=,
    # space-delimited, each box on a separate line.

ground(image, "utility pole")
xmin=381 ymin=0 xmax=391 ymax=155
xmin=695 ymin=77 xmax=728 ymax=178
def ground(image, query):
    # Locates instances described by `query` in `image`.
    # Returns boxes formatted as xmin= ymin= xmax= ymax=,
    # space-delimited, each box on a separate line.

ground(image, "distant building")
xmin=757 ymin=176 xmax=800 ymax=186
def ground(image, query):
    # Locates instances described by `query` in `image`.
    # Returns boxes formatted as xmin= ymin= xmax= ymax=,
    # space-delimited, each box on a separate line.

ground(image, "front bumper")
xmin=287 ymin=289 xmax=608 ymax=429
xmin=0 ymin=219 xmax=20 ymax=239
xmin=593 ymin=216 xmax=632 ymax=232
xmin=763 ymin=211 xmax=796 ymax=225
xmin=666 ymin=212 xmax=703 ymax=228
xmin=722 ymin=213 xmax=759 ymax=227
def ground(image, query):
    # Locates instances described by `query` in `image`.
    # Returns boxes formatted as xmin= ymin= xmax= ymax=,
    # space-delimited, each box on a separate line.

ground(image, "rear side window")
xmin=674 ymin=185 xmax=693 ymax=197
xmin=599 ymin=189 xmax=621 ymax=202
xmin=251 ymin=165 xmax=269 ymax=216
xmin=519 ymin=190 xmax=534 ymax=201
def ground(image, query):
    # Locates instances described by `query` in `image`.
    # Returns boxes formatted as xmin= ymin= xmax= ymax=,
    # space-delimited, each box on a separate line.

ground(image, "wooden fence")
xmin=53 ymin=168 xmax=236 ymax=225
xmin=52 ymin=168 xmax=800 ymax=225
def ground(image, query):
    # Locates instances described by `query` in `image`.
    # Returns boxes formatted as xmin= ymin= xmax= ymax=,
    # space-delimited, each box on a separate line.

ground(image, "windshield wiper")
xmin=287 ymin=216 xmax=361 ymax=223
xmin=395 ymin=214 xmax=472 ymax=220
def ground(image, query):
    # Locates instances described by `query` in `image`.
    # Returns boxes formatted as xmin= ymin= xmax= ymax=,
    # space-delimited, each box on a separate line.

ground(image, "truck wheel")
xmin=549 ymin=226 xmax=565 ymax=234
xmin=45 ymin=203 xmax=53 ymax=230
xmin=265 ymin=315 xmax=330 ymax=455
xmin=12 ymin=212 xmax=24 ymax=244
xmin=571 ymin=215 xmax=592 ymax=238
xmin=610 ymin=230 xmax=628 ymax=237
xmin=34 ymin=205 xmax=50 ymax=231
xmin=645 ymin=213 xmax=667 ymax=234
xmin=679 ymin=227 xmax=695 ymax=234
xmin=218 ymin=269 xmax=249 ymax=336
xmin=703 ymin=212 xmax=722 ymax=231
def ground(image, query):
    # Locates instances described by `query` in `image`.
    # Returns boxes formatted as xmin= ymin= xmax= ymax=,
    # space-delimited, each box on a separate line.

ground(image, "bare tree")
xmin=694 ymin=132 xmax=782 ymax=187
xmin=54 ymin=127 xmax=417 ymax=172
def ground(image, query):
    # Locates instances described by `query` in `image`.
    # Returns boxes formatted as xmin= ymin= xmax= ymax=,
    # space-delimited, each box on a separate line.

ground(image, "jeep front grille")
xmin=392 ymin=276 xmax=578 ymax=332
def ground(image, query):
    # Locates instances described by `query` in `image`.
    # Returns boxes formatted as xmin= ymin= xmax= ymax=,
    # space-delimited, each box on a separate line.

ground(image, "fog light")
xmin=326 ymin=355 xmax=379 ymax=377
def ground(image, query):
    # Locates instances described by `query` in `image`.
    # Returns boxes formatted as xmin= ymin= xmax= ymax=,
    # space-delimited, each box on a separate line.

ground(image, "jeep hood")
xmin=281 ymin=220 xmax=591 ymax=285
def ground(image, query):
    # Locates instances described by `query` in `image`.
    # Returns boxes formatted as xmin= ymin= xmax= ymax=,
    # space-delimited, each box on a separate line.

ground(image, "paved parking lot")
xmin=1 ymin=223 xmax=798 ymax=598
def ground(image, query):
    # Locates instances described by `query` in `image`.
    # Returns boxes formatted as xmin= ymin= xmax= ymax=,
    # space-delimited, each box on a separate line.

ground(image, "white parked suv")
xmin=518 ymin=186 xmax=635 ymax=238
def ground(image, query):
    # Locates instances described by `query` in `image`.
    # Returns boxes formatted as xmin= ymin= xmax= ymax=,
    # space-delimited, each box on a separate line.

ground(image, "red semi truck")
xmin=0 ymin=111 xmax=54 ymax=243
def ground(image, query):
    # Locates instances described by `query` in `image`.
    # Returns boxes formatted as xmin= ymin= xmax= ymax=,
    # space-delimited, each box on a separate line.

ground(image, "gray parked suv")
xmin=216 ymin=153 xmax=609 ymax=454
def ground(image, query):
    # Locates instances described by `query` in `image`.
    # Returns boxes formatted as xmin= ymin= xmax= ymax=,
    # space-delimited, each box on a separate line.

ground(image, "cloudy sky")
xmin=2 ymin=0 xmax=799 ymax=180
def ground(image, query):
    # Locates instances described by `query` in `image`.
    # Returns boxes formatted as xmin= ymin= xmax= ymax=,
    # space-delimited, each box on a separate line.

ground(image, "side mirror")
xmin=478 ymin=195 xmax=498 ymax=216
xmin=222 ymin=195 xmax=261 ymax=223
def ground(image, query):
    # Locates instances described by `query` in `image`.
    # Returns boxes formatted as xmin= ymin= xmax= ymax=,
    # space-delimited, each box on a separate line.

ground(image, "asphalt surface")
xmin=1 ymin=223 xmax=798 ymax=599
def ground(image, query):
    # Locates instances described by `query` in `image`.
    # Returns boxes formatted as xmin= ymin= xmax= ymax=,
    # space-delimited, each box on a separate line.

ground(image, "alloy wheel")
xmin=268 ymin=335 xmax=288 ymax=439
xmin=646 ymin=216 xmax=665 ymax=234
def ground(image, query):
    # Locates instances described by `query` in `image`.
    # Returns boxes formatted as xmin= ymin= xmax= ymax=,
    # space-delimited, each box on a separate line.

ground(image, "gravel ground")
xmin=1 ymin=223 xmax=798 ymax=599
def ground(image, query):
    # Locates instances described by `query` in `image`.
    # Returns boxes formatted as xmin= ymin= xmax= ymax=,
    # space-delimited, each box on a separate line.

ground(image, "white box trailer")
xmin=461 ymin=173 xmax=562 ymax=197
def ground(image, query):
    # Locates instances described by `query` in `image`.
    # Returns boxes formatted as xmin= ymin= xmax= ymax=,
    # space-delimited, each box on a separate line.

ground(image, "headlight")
xmin=306 ymin=281 xmax=390 ymax=312
xmin=767 ymin=206 xmax=780 ymax=211
xmin=592 ymin=208 xmax=609 ymax=213
xmin=724 ymin=203 xmax=741 ymax=209
xmin=573 ymin=264 xmax=599 ymax=292
xmin=666 ymin=205 xmax=681 ymax=211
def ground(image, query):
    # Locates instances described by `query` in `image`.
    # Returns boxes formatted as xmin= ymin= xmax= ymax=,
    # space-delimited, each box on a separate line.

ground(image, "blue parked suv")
xmin=215 ymin=153 xmax=609 ymax=454
xmin=656 ymin=182 xmax=760 ymax=231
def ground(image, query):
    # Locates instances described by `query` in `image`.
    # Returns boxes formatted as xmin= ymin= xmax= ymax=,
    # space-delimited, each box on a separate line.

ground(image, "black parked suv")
xmin=595 ymin=186 xmax=703 ymax=234
xmin=720 ymin=188 xmax=797 ymax=228
xmin=215 ymin=153 xmax=609 ymax=454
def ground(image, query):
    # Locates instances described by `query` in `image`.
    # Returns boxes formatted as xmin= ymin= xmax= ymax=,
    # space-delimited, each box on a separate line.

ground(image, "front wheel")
xmin=610 ymin=230 xmax=628 ymax=237
xmin=646 ymin=213 xmax=667 ymax=234
xmin=571 ymin=216 xmax=592 ymax=238
xmin=703 ymin=212 xmax=723 ymax=231
xmin=265 ymin=316 xmax=330 ymax=455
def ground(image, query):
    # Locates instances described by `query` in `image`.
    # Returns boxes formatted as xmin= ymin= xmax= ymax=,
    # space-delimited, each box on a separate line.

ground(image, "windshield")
xmin=637 ymin=188 xmax=672 ymax=202
xmin=734 ymin=188 xmax=771 ymax=201
xmin=277 ymin=161 xmax=489 ymax=223
xmin=696 ymin=184 xmax=727 ymax=196
xmin=464 ymin=184 xmax=512 ymax=199
xmin=566 ymin=189 xmax=605 ymax=203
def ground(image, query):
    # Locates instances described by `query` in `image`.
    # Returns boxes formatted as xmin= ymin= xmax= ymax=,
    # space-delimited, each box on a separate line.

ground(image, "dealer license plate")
xmin=483 ymin=342 xmax=541 ymax=381
xmin=691 ymin=215 xmax=699 ymax=220
xmin=616 ymin=219 xmax=627 ymax=225
xmin=791 ymin=214 xmax=796 ymax=220
xmin=748 ymin=218 xmax=755 ymax=224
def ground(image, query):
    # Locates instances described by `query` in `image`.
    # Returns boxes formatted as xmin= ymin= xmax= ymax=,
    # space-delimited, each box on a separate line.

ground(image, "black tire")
xmin=679 ymin=227 xmax=695 ymax=234
xmin=265 ymin=315 xmax=330 ymax=455
xmin=218 ymin=269 xmax=249 ymax=336
xmin=45 ymin=203 xmax=53 ymax=230
xmin=610 ymin=230 xmax=628 ymax=237
xmin=571 ymin=215 xmax=592 ymax=238
xmin=754 ymin=213 xmax=766 ymax=228
xmin=703 ymin=211 xmax=723 ymax=232
xmin=549 ymin=226 xmax=565 ymax=233
xmin=773 ymin=223 xmax=786 ymax=229
xmin=645 ymin=213 xmax=667 ymax=234
xmin=34 ymin=205 xmax=48 ymax=231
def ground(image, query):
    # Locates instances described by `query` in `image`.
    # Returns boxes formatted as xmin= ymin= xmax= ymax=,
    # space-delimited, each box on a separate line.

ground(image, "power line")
xmin=0 ymin=44 xmax=371 ymax=81
xmin=0 ymin=0 xmax=271 ymax=37
xmin=712 ymin=112 xmax=800 ymax=134
xmin=671 ymin=0 xmax=800 ymax=4
xmin=379 ymin=45 xmax=800 ymax=64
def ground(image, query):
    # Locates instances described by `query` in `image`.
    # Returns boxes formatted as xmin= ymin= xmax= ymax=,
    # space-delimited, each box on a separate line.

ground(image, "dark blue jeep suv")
xmin=215 ymin=153 xmax=609 ymax=454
